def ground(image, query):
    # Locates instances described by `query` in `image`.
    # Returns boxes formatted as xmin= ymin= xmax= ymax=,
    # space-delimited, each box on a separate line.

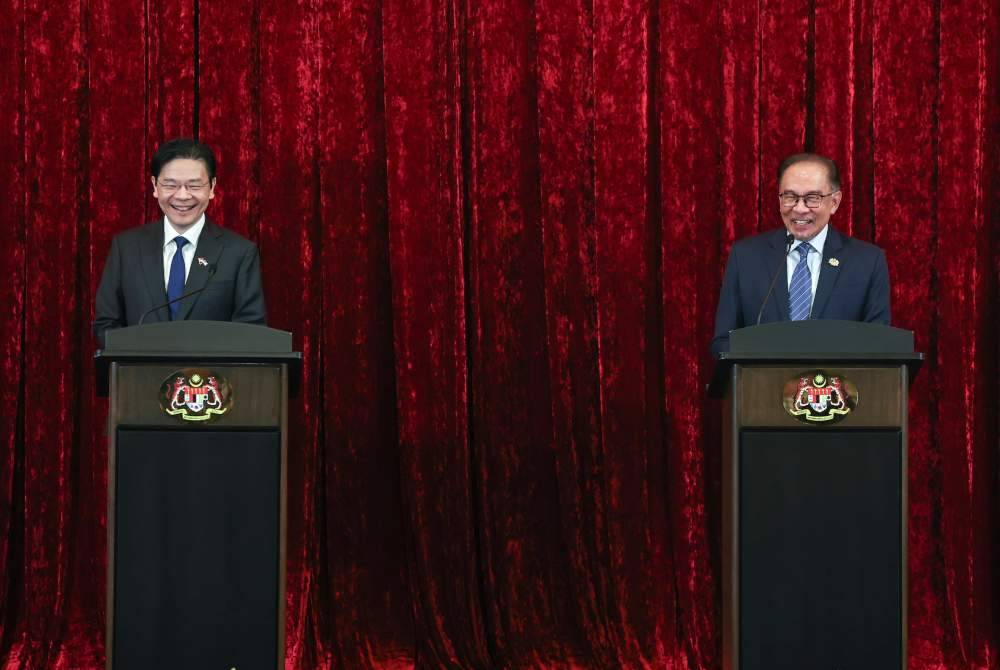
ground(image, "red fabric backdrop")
xmin=0 ymin=0 xmax=998 ymax=667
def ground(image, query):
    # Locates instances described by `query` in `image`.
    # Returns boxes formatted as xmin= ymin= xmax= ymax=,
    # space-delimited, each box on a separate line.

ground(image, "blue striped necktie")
xmin=167 ymin=236 xmax=189 ymax=320
xmin=788 ymin=242 xmax=813 ymax=321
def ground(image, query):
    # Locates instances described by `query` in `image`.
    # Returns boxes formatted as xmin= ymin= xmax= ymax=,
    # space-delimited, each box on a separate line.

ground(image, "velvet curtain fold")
xmin=0 ymin=0 xmax=997 ymax=667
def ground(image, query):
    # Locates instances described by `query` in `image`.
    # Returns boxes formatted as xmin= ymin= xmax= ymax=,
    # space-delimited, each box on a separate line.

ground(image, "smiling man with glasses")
xmin=710 ymin=152 xmax=890 ymax=354
xmin=93 ymin=138 xmax=267 ymax=346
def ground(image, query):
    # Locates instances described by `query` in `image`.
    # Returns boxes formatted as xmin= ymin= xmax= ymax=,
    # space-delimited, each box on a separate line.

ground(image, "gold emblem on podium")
xmin=783 ymin=370 xmax=858 ymax=424
xmin=159 ymin=369 xmax=233 ymax=422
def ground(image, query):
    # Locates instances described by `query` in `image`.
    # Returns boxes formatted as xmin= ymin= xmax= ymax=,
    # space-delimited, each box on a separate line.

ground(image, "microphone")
xmin=755 ymin=233 xmax=794 ymax=326
xmin=138 ymin=264 xmax=217 ymax=325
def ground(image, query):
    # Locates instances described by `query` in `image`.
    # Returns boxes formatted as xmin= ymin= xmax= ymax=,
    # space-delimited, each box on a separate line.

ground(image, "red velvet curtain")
xmin=0 ymin=0 xmax=997 ymax=667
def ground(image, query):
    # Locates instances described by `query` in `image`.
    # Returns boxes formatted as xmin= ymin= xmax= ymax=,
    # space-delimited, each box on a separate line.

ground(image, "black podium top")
xmin=708 ymin=321 xmax=923 ymax=397
xmin=95 ymin=321 xmax=302 ymax=397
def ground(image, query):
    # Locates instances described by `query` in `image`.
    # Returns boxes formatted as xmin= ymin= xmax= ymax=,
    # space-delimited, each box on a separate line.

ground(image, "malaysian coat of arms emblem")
xmin=159 ymin=369 xmax=233 ymax=422
xmin=782 ymin=370 xmax=858 ymax=424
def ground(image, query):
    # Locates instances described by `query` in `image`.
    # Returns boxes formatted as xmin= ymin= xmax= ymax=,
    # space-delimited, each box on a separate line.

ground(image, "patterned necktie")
xmin=788 ymin=242 xmax=813 ymax=321
xmin=166 ymin=236 xmax=189 ymax=320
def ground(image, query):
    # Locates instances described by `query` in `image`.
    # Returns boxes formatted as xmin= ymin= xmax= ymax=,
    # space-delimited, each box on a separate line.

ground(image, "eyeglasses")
xmin=157 ymin=180 xmax=211 ymax=195
xmin=779 ymin=191 xmax=837 ymax=209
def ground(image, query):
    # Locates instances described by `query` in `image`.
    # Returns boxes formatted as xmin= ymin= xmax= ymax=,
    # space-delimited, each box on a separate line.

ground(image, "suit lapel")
xmin=767 ymin=229 xmax=791 ymax=321
xmin=811 ymin=226 xmax=844 ymax=318
xmin=140 ymin=221 xmax=168 ymax=322
xmin=174 ymin=218 xmax=224 ymax=321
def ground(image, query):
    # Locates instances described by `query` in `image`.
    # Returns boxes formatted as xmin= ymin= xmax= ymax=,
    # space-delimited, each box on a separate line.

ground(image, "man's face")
xmin=778 ymin=161 xmax=841 ymax=242
xmin=151 ymin=158 xmax=216 ymax=231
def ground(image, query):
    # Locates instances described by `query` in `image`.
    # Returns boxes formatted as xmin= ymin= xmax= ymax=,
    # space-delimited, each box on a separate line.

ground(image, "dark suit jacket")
xmin=711 ymin=226 xmax=890 ymax=354
xmin=93 ymin=218 xmax=267 ymax=346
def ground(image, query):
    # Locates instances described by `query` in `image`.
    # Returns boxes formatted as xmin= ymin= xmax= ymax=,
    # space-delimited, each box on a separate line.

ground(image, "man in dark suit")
xmin=711 ymin=153 xmax=890 ymax=354
xmin=94 ymin=138 xmax=266 ymax=346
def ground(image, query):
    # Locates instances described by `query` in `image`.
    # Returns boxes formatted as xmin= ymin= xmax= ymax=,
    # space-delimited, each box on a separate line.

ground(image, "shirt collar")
xmin=791 ymin=224 xmax=829 ymax=256
xmin=163 ymin=215 xmax=206 ymax=250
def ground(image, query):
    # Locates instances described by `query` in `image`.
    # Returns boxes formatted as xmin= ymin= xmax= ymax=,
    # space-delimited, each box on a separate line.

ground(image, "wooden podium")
xmin=710 ymin=320 xmax=922 ymax=670
xmin=96 ymin=322 xmax=301 ymax=670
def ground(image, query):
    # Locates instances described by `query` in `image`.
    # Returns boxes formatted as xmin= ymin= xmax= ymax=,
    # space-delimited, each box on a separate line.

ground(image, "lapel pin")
xmin=828 ymin=258 xmax=840 ymax=267
xmin=197 ymin=257 xmax=209 ymax=267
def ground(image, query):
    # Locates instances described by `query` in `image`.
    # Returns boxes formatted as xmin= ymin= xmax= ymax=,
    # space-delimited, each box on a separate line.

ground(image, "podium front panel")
xmin=722 ymin=360 xmax=910 ymax=670
xmin=113 ymin=429 xmax=280 ymax=669
xmin=105 ymin=359 xmax=290 ymax=670
xmin=738 ymin=429 xmax=903 ymax=669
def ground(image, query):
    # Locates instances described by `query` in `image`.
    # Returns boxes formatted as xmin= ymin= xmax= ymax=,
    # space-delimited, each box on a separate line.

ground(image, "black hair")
xmin=777 ymin=152 xmax=841 ymax=191
xmin=151 ymin=138 xmax=217 ymax=180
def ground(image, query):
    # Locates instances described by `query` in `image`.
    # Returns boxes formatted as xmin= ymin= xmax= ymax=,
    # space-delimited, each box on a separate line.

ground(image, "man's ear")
xmin=829 ymin=190 xmax=842 ymax=214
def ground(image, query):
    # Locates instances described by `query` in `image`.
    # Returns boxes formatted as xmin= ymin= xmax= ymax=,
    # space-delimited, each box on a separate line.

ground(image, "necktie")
xmin=788 ymin=242 xmax=813 ymax=321
xmin=166 ymin=236 xmax=189 ymax=320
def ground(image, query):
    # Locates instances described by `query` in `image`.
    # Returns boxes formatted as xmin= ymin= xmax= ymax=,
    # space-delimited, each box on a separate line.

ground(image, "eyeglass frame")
xmin=155 ymin=179 xmax=214 ymax=195
xmin=778 ymin=191 xmax=839 ymax=209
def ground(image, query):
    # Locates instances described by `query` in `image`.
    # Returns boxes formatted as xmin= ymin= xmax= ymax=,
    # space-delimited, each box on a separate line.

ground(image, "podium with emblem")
xmin=709 ymin=320 xmax=922 ymax=670
xmin=96 ymin=321 xmax=301 ymax=670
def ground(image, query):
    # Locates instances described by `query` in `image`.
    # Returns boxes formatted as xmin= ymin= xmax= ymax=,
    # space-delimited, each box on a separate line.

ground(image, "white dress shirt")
xmin=162 ymin=215 xmax=206 ymax=289
xmin=786 ymin=224 xmax=828 ymax=314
